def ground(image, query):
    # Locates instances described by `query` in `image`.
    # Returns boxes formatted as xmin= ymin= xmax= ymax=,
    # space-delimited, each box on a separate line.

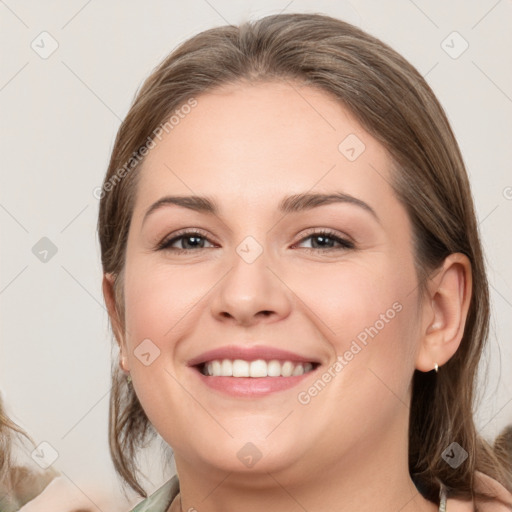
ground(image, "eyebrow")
xmin=142 ymin=192 xmax=380 ymax=225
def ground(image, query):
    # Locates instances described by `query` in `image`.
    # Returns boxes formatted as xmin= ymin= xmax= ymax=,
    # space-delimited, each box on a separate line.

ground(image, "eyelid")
xmin=156 ymin=228 xmax=217 ymax=251
xmin=293 ymin=228 xmax=355 ymax=251
xmin=157 ymin=227 xmax=355 ymax=253
xmin=295 ymin=227 xmax=354 ymax=244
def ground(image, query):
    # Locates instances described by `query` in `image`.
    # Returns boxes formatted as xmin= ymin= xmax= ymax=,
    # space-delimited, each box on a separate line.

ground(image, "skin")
xmin=103 ymin=81 xmax=472 ymax=512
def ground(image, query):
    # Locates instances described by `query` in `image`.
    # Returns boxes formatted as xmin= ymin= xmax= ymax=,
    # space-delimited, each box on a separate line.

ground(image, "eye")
xmin=294 ymin=229 xmax=354 ymax=251
xmin=157 ymin=230 xmax=216 ymax=252
xmin=156 ymin=228 xmax=354 ymax=254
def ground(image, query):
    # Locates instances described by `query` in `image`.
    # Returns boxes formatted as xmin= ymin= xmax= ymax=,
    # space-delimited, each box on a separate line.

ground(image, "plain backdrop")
xmin=1 ymin=0 xmax=511 ymax=509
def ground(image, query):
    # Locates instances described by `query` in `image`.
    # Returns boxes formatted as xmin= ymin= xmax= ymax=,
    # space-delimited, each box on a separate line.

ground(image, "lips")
xmin=187 ymin=345 xmax=321 ymax=368
xmin=187 ymin=345 xmax=321 ymax=396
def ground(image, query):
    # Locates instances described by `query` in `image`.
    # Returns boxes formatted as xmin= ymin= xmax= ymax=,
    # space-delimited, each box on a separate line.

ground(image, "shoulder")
xmin=446 ymin=471 xmax=512 ymax=512
xmin=18 ymin=475 xmax=95 ymax=512
xmin=473 ymin=471 xmax=512 ymax=511
xmin=129 ymin=475 xmax=180 ymax=512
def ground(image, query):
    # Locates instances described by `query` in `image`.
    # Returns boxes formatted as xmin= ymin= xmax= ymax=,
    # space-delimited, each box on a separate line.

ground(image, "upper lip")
xmin=187 ymin=345 xmax=321 ymax=367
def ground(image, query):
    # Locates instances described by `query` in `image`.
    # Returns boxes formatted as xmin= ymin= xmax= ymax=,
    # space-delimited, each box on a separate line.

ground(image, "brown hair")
xmin=0 ymin=397 xmax=58 ymax=510
xmin=98 ymin=12 xmax=511 ymax=504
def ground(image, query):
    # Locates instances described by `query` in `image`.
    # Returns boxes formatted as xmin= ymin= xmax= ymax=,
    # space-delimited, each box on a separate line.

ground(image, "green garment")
xmin=129 ymin=475 xmax=180 ymax=512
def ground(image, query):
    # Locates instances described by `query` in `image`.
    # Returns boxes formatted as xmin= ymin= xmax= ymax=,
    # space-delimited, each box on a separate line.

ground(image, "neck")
xmin=170 ymin=410 xmax=438 ymax=512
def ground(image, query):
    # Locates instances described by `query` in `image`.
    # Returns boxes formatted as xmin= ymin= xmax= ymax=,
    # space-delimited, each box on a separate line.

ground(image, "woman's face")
xmin=119 ymin=81 xmax=424 ymax=480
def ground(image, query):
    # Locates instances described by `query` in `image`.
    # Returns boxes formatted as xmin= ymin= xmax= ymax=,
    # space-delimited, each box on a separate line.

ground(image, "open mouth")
xmin=196 ymin=359 xmax=320 ymax=377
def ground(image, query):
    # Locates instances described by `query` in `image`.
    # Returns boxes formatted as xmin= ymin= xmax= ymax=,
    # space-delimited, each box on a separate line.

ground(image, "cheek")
xmin=294 ymin=263 xmax=420 ymax=435
xmin=290 ymin=257 xmax=414 ymax=344
xmin=291 ymin=257 xmax=420 ymax=396
xmin=120 ymin=259 xmax=202 ymax=431
xmin=123 ymin=258 xmax=208 ymax=348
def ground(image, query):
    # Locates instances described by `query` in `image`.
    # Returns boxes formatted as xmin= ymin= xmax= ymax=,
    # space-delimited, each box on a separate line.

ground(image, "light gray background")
xmin=1 ymin=0 xmax=511 ymax=509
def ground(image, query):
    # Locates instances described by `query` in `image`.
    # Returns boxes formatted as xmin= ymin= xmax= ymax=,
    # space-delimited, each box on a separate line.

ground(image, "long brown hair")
xmin=0 ymin=397 xmax=58 ymax=510
xmin=98 ymin=13 xmax=511 ymax=503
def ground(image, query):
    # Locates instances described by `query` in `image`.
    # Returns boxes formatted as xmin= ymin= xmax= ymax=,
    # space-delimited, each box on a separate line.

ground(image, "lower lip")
xmin=192 ymin=367 xmax=316 ymax=397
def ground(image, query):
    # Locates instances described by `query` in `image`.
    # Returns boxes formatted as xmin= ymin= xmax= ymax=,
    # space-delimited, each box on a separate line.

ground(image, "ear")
xmin=415 ymin=253 xmax=472 ymax=372
xmin=102 ymin=272 xmax=130 ymax=372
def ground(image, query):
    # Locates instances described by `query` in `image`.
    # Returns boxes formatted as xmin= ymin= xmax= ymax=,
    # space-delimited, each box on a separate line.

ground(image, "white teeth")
xmin=232 ymin=359 xmax=250 ymax=377
xmin=267 ymin=360 xmax=281 ymax=377
xmin=249 ymin=359 xmax=267 ymax=377
xmin=221 ymin=359 xmax=233 ymax=376
xmin=201 ymin=359 xmax=316 ymax=377
xmin=212 ymin=360 xmax=221 ymax=376
xmin=281 ymin=361 xmax=294 ymax=377
xmin=292 ymin=364 xmax=305 ymax=376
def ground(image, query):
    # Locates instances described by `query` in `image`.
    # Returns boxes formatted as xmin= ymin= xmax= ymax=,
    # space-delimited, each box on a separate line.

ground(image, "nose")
xmin=209 ymin=245 xmax=292 ymax=328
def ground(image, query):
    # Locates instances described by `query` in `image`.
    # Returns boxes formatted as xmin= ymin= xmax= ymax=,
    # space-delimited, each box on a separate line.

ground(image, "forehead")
xmin=133 ymin=81 xmax=397 ymax=221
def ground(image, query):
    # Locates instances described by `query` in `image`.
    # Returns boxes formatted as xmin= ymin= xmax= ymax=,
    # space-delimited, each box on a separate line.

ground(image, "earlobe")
xmin=119 ymin=355 xmax=129 ymax=373
xmin=102 ymin=273 xmax=130 ymax=371
xmin=415 ymin=253 xmax=472 ymax=372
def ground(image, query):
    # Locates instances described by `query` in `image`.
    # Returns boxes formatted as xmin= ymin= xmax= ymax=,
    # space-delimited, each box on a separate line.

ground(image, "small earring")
xmin=434 ymin=363 xmax=439 ymax=373
xmin=126 ymin=373 xmax=132 ymax=384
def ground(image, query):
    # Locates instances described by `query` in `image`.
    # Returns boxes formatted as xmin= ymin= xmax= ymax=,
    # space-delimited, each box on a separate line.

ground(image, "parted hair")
xmin=97 ymin=12 xmax=512 ymax=504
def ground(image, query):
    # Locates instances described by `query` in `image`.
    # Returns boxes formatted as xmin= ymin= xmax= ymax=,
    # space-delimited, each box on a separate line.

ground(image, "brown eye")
xmin=295 ymin=230 xmax=354 ymax=251
xmin=157 ymin=230 xmax=215 ymax=252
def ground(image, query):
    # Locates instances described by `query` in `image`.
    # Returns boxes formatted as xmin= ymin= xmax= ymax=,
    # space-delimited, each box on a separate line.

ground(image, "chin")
xmin=179 ymin=434 xmax=303 ymax=476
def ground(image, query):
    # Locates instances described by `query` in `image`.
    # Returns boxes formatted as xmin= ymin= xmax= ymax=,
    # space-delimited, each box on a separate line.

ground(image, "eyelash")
xmin=156 ymin=229 xmax=355 ymax=253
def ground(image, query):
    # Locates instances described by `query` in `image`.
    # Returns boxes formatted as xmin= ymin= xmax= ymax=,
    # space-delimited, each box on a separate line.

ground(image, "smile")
xmin=188 ymin=344 xmax=322 ymax=396
xmin=200 ymin=359 xmax=317 ymax=377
